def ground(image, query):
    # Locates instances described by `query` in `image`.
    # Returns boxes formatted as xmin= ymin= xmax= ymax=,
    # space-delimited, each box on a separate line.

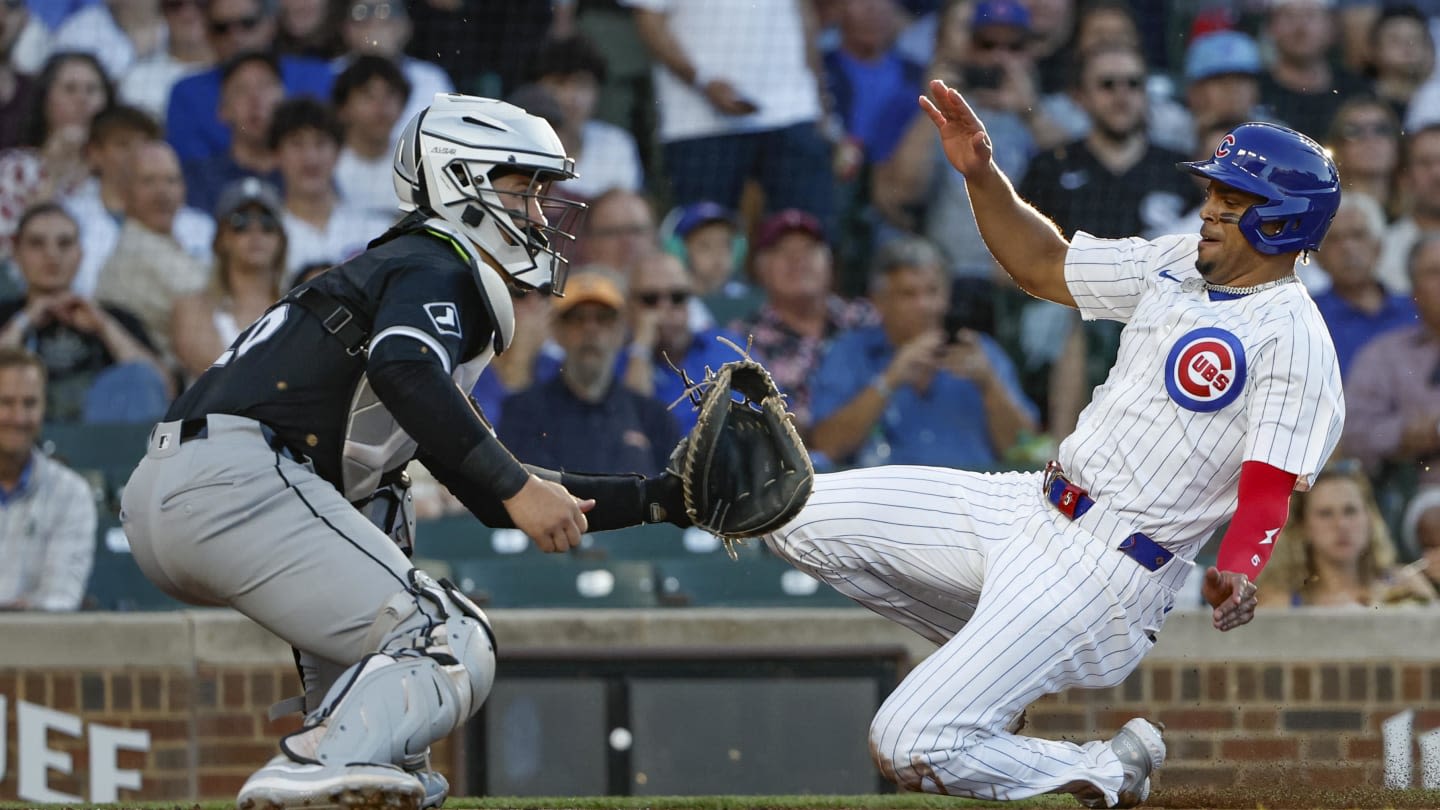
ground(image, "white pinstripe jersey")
xmin=1058 ymin=231 xmax=1345 ymax=561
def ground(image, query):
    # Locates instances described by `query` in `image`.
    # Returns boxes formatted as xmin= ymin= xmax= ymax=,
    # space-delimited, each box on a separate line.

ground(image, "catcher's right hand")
xmin=668 ymin=354 xmax=814 ymax=542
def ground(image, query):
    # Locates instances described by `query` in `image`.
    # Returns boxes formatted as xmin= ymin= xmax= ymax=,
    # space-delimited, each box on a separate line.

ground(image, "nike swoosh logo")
xmin=1159 ymin=269 xmax=1181 ymax=283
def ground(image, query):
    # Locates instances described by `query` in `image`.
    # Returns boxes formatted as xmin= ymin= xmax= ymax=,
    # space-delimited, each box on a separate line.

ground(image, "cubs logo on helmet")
xmin=1164 ymin=327 xmax=1247 ymax=412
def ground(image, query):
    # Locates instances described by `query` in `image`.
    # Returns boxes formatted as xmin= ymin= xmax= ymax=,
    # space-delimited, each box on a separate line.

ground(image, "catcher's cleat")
xmin=402 ymin=750 xmax=449 ymax=809
xmin=1081 ymin=718 xmax=1166 ymax=809
xmin=236 ymin=754 xmax=425 ymax=810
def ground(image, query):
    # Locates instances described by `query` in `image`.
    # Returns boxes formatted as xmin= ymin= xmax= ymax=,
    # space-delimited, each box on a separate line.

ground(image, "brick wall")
xmin=0 ymin=664 xmax=461 ymax=803
xmin=1 ymin=609 xmax=1437 ymax=803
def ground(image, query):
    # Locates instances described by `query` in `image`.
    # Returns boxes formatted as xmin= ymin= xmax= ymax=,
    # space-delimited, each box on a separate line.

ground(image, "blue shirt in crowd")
xmin=810 ymin=325 xmax=1037 ymax=469
xmin=497 ymin=375 xmax=681 ymax=477
xmin=1312 ymin=288 xmax=1417 ymax=379
xmin=166 ymin=57 xmax=335 ymax=163
xmin=618 ymin=327 xmax=745 ymax=433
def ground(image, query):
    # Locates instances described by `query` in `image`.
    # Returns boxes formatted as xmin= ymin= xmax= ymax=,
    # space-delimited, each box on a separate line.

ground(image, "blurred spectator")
xmin=407 ymin=0 xmax=551 ymax=99
xmin=52 ymin=0 xmax=166 ymax=79
xmin=0 ymin=204 xmax=167 ymax=423
xmin=332 ymin=54 xmax=409 ymax=219
xmin=336 ymin=0 xmax=452 ymax=145
xmin=1017 ymin=43 xmax=1197 ymax=432
xmin=1180 ymin=31 xmax=1268 ymax=146
xmin=269 ymin=97 xmax=393 ymax=280
xmin=531 ymin=33 xmax=643 ymax=200
xmin=0 ymin=348 xmax=95 ymax=612
xmin=1039 ymin=0 xmax=1190 ymax=154
xmin=873 ymin=0 xmax=1041 ymax=278
xmin=276 ymin=0 xmax=343 ymax=59
xmin=165 ymin=0 xmax=332 ymax=162
xmin=1020 ymin=43 xmax=1198 ymax=240
xmin=181 ymin=50 xmax=285 ymax=214
xmin=626 ymin=0 xmax=835 ymax=227
xmin=7 ymin=0 xmax=50 ymax=77
xmin=1258 ymin=462 xmax=1436 ymax=608
xmin=1377 ymin=125 xmax=1440 ymax=293
xmin=1362 ymin=4 xmax=1433 ymax=126
xmin=95 ymin=140 xmax=208 ymax=361
xmin=808 ymin=235 xmax=1036 ymax=469
xmin=26 ymin=0 xmax=99 ymax=31
xmin=64 ymin=104 xmax=214 ymax=297
xmin=470 ymin=284 xmax=558 ymax=427
xmin=0 ymin=0 xmax=39 ymax=151
xmin=1401 ymin=484 xmax=1440 ymax=591
xmin=575 ymin=187 xmax=656 ymax=272
xmin=659 ymin=201 xmax=761 ymax=330
xmin=731 ymin=208 xmax=875 ymax=433
xmin=822 ymin=0 xmax=923 ymax=167
xmin=499 ymin=270 xmax=680 ymax=476
xmin=171 ymin=177 xmax=286 ymax=380
xmin=1313 ymin=191 xmax=1416 ymax=379
xmin=117 ymin=0 xmax=214 ymax=126
xmin=1259 ymin=0 xmax=1369 ymax=140
xmin=1025 ymin=0 xmax=1076 ymax=95
xmin=620 ymin=250 xmax=743 ymax=432
xmin=1326 ymin=95 xmax=1403 ymax=221
xmin=1345 ymin=235 xmax=1440 ymax=489
xmin=0 ymin=51 xmax=112 ymax=260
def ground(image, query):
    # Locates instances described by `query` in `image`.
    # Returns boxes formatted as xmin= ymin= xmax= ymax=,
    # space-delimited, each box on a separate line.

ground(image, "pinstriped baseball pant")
xmin=764 ymin=466 xmax=1191 ymax=803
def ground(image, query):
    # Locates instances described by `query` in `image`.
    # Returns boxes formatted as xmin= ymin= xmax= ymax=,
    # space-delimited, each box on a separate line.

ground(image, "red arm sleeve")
xmin=1215 ymin=461 xmax=1298 ymax=576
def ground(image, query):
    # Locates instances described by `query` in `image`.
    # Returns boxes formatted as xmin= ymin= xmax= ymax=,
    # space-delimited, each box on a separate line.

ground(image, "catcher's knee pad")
xmin=280 ymin=570 xmax=496 ymax=767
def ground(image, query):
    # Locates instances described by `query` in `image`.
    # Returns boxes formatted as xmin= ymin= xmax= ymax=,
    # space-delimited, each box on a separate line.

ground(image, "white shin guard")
xmin=281 ymin=571 xmax=496 ymax=768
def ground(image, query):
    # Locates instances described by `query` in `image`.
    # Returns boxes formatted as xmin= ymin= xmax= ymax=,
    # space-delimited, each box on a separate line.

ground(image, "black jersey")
xmin=168 ymin=224 xmax=507 ymax=495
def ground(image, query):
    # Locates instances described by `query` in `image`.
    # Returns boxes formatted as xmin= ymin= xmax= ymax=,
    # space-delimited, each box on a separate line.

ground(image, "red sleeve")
xmin=1215 ymin=461 xmax=1298 ymax=576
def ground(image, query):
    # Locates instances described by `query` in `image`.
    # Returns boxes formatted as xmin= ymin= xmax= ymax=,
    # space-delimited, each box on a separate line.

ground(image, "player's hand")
xmin=1202 ymin=567 xmax=1258 ymax=632
xmin=502 ymin=476 xmax=594 ymax=553
xmin=919 ymin=79 xmax=994 ymax=178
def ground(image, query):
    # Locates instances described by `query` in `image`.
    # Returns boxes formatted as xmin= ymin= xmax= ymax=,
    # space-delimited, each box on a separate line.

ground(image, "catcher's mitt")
xmin=670 ymin=348 xmax=814 ymax=552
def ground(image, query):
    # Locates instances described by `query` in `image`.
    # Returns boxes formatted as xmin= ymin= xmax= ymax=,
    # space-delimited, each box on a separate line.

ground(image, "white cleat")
xmin=1081 ymin=718 xmax=1166 ymax=809
xmin=237 ymin=754 xmax=425 ymax=810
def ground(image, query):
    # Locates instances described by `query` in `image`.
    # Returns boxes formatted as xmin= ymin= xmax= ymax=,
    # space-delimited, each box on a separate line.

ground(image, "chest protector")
xmin=339 ymin=217 xmax=516 ymax=502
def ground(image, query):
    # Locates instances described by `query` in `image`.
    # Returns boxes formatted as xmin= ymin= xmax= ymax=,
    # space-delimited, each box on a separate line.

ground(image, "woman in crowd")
xmin=0 ymin=51 xmax=112 ymax=260
xmin=170 ymin=180 xmax=287 ymax=380
xmin=1258 ymin=463 xmax=1437 ymax=608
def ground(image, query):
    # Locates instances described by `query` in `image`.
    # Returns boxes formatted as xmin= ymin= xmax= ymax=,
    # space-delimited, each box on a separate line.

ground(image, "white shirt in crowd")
xmin=119 ymin=51 xmax=210 ymax=126
xmin=52 ymin=4 xmax=165 ymax=79
xmin=282 ymin=203 xmax=395 ymax=280
xmin=566 ymin=120 xmax=644 ymax=200
xmin=62 ymin=179 xmax=214 ymax=298
xmin=335 ymin=147 xmax=400 ymax=221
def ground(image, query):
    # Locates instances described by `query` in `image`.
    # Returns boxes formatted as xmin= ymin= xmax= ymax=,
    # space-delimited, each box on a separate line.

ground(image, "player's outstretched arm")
xmin=920 ymin=79 xmax=1074 ymax=308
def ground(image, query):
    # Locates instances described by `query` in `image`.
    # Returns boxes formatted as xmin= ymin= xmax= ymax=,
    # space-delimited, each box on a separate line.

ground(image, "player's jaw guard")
xmin=1178 ymin=122 xmax=1341 ymax=256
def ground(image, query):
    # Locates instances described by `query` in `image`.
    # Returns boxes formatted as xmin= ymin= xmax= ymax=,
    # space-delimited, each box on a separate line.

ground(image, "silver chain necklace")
xmin=1181 ymin=275 xmax=1300 ymax=295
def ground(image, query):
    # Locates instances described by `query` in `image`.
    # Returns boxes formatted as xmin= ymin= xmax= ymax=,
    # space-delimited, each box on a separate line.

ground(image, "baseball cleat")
xmin=401 ymin=750 xmax=449 ymax=809
xmin=236 ymin=754 xmax=425 ymax=810
xmin=1081 ymin=718 xmax=1166 ymax=809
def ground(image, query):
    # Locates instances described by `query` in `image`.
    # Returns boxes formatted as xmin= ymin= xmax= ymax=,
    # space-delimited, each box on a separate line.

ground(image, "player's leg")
xmin=865 ymin=514 xmax=1174 ymax=806
xmin=123 ymin=416 xmax=493 ymax=809
xmin=763 ymin=466 xmax=1036 ymax=646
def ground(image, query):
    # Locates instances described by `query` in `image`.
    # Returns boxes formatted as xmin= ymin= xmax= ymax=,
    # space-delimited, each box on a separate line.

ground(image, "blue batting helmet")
xmin=1178 ymin=122 xmax=1341 ymax=255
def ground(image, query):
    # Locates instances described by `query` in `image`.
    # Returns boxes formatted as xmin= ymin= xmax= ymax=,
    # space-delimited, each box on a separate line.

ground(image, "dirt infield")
xmin=4 ymin=788 xmax=1440 ymax=810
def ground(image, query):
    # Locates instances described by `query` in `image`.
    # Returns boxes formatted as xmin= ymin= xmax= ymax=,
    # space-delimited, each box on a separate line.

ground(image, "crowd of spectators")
xmin=3 ymin=0 xmax=1440 ymax=607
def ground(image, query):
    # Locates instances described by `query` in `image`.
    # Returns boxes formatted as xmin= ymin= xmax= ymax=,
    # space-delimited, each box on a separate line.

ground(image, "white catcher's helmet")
xmin=393 ymin=93 xmax=585 ymax=293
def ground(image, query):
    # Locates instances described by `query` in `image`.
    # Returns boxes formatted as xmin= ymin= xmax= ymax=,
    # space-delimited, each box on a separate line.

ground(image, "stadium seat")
xmin=85 ymin=518 xmax=186 ymax=611
xmin=452 ymin=558 xmax=660 ymax=608
xmin=654 ymin=556 xmax=857 ymax=608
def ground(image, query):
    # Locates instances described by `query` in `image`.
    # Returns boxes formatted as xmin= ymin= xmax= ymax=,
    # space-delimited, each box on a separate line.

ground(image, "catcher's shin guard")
xmin=280 ymin=570 xmax=496 ymax=768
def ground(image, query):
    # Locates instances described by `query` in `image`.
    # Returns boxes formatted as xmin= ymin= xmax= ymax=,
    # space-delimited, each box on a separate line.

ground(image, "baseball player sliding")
xmin=760 ymin=80 xmax=1344 ymax=808
xmin=120 ymin=95 xmax=698 ymax=810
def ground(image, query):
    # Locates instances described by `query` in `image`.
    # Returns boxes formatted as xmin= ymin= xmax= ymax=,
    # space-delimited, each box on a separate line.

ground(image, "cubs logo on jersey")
xmin=1164 ymin=327 xmax=1246 ymax=412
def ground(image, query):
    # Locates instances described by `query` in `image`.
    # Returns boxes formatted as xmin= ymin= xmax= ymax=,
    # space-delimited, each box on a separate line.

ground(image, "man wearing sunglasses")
xmin=165 ymin=0 xmax=332 ymax=163
xmin=121 ymin=94 xmax=696 ymax=810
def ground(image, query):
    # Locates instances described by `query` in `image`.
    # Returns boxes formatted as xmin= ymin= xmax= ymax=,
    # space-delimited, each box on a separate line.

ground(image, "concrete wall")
xmin=1 ymin=608 xmax=1438 ymax=802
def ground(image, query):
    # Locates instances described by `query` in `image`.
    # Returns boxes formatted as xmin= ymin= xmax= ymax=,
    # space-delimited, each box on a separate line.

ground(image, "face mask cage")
xmin=450 ymin=162 xmax=587 ymax=293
